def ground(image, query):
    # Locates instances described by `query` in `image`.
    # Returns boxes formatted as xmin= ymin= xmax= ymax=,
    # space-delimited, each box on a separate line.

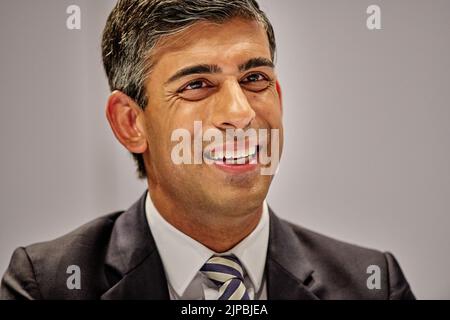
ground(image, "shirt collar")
xmin=145 ymin=192 xmax=270 ymax=298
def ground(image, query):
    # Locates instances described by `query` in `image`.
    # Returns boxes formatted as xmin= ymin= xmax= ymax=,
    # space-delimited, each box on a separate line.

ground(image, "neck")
xmin=147 ymin=186 xmax=263 ymax=253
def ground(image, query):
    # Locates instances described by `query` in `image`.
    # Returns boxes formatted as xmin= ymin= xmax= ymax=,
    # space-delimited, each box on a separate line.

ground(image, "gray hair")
xmin=101 ymin=0 xmax=277 ymax=178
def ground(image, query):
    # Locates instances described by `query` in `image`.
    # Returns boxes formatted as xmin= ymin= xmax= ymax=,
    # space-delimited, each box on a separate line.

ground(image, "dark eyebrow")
xmin=238 ymin=57 xmax=275 ymax=72
xmin=165 ymin=58 xmax=274 ymax=85
xmin=166 ymin=64 xmax=221 ymax=84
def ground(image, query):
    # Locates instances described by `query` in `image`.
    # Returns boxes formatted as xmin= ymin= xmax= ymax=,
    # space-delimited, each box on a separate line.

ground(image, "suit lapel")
xmin=266 ymin=209 xmax=319 ymax=300
xmin=101 ymin=191 xmax=170 ymax=300
xmin=100 ymin=192 xmax=317 ymax=300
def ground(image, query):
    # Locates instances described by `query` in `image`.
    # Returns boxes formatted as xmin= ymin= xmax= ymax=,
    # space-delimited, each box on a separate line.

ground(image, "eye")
xmin=242 ymin=73 xmax=266 ymax=83
xmin=180 ymin=80 xmax=210 ymax=92
xmin=240 ymin=72 xmax=271 ymax=92
xmin=177 ymin=79 xmax=214 ymax=101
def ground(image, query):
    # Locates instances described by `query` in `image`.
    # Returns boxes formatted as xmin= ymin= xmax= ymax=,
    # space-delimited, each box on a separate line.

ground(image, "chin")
xmin=213 ymin=187 xmax=267 ymax=211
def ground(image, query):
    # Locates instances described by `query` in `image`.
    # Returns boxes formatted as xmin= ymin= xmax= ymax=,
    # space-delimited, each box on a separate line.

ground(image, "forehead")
xmin=149 ymin=18 xmax=272 ymax=71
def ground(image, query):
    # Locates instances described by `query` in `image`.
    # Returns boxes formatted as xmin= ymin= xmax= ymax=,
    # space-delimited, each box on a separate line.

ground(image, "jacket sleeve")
xmin=384 ymin=251 xmax=416 ymax=300
xmin=0 ymin=247 xmax=42 ymax=300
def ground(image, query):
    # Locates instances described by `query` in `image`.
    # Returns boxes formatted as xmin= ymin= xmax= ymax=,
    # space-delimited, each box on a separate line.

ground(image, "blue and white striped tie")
xmin=201 ymin=255 xmax=250 ymax=300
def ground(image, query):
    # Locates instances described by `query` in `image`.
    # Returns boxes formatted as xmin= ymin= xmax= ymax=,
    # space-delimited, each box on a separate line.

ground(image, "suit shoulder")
xmin=285 ymin=219 xmax=385 ymax=260
xmin=280 ymin=219 xmax=415 ymax=299
xmin=2 ymin=211 xmax=124 ymax=299
xmin=22 ymin=211 xmax=124 ymax=290
xmin=25 ymin=211 xmax=124 ymax=258
xmin=280 ymin=218 xmax=391 ymax=298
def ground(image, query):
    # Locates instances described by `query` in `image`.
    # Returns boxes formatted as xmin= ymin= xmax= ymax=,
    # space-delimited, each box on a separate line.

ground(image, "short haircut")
xmin=102 ymin=0 xmax=277 ymax=178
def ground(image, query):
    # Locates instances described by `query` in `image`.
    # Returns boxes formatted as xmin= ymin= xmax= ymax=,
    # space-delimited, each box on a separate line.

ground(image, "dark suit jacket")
xmin=0 ymin=192 xmax=415 ymax=300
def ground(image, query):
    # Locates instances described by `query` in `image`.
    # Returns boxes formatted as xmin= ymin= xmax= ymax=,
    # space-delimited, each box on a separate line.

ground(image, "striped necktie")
xmin=200 ymin=255 xmax=250 ymax=300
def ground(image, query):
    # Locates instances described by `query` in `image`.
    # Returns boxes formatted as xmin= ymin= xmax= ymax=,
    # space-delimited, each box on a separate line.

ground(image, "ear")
xmin=105 ymin=90 xmax=147 ymax=154
xmin=276 ymin=80 xmax=283 ymax=112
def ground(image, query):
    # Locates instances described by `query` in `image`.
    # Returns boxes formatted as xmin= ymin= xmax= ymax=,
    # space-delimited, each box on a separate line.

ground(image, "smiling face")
xmin=141 ymin=18 xmax=283 ymax=216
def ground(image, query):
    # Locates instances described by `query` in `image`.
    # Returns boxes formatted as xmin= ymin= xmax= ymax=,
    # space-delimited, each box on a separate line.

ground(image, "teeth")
xmin=249 ymin=145 xmax=256 ymax=157
xmin=225 ymin=149 xmax=233 ymax=159
xmin=206 ymin=145 xmax=258 ymax=162
xmin=212 ymin=150 xmax=223 ymax=160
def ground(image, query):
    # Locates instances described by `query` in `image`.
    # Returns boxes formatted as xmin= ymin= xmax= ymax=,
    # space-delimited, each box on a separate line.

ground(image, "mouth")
xmin=204 ymin=145 xmax=260 ymax=165
xmin=203 ymin=143 xmax=262 ymax=174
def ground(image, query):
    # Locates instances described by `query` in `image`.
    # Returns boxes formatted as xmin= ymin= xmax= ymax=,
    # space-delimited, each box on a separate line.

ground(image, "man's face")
xmin=142 ymin=18 xmax=283 ymax=215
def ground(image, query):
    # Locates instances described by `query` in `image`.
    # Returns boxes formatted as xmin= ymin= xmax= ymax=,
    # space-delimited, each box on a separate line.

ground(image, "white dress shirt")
xmin=145 ymin=192 xmax=270 ymax=300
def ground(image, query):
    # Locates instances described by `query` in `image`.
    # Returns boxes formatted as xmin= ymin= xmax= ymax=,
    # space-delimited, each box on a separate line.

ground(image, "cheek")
xmin=249 ymin=91 xmax=284 ymax=155
xmin=144 ymin=114 xmax=176 ymax=167
xmin=164 ymin=117 xmax=200 ymax=166
xmin=249 ymin=91 xmax=283 ymax=128
xmin=148 ymin=98 xmax=211 ymax=167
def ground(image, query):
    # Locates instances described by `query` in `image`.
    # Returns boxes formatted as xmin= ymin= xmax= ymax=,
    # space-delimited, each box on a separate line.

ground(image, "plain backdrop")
xmin=0 ymin=0 xmax=449 ymax=299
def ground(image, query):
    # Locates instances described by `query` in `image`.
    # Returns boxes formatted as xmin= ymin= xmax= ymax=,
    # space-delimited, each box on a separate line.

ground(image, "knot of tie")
xmin=200 ymin=255 xmax=250 ymax=300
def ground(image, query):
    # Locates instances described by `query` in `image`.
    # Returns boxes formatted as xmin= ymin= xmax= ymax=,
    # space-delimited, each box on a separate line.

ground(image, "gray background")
xmin=0 ymin=0 xmax=449 ymax=299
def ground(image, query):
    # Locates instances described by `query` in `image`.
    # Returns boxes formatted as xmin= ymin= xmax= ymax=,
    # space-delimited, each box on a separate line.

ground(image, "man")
xmin=1 ymin=0 xmax=414 ymax=300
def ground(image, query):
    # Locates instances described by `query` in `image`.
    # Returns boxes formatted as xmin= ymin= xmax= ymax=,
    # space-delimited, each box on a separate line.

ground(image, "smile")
xmin=204 ymin=145 xmax=260 ymax=165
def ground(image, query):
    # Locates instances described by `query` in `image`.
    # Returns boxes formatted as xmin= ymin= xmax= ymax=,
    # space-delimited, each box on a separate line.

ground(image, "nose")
xmin=212 ymin=80 xmax=256 ymax=130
